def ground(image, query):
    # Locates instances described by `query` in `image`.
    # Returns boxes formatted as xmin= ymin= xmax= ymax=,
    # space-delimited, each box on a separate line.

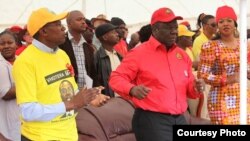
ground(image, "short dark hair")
xmin=196 ymin=14 xmax=215 ymax=30
xmin=110 ymin=17 xmax=125 ymax=26
xmin=138 ymin=24 xmax=152 ymax=43
xmin=0 ymin=30 xmax=18 ymax=44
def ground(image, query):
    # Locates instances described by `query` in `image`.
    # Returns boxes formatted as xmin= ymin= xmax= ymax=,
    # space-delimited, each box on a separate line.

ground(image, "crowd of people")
xmin=0 ymin=4 xmax=249 ymax=141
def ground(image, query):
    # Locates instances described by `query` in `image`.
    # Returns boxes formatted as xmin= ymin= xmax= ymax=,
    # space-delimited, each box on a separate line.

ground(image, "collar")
xmin=32 ymin=39 xmax=59 ymax=54
xmin=105 ymin=49 xmax=117 ymax=55
xmin=99 ymin=47 xmax=108 ymax=58
xmin=68 ymin=32 xmax=86 ymax=45
xmin=99 ymin=47 xmax=119 ymax=58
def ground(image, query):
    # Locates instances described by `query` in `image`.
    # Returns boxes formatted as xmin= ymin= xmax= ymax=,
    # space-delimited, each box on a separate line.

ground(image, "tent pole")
xmin=239 ymin=0 xmax=248 ymax=124
xmin=82 ymin=0 xmax=86 ymax=15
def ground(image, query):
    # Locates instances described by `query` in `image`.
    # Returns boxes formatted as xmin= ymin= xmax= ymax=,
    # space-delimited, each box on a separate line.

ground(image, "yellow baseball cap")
xmin=27 ymin=7 xmax=68 ymax=36
xmin=178 ymin=24 xmax=195 ymax=37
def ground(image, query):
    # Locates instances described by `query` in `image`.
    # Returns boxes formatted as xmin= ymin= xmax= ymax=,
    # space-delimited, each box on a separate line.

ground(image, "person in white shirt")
xmin=0 ymin=30 xmax=21 ymax=141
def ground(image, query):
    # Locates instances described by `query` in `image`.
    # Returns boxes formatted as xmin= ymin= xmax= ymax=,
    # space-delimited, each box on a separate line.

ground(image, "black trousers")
xmin=132 ymin=108 xmax=187 ymax=141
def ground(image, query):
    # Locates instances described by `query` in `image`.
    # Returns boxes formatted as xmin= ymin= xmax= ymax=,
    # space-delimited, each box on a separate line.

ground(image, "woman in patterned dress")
xmin=197 ymin=5 xmax=240 ymax=124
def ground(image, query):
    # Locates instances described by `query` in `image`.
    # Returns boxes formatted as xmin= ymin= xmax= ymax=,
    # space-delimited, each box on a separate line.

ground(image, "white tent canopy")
xmin=0 ymin=0 xmax=249 ymax=32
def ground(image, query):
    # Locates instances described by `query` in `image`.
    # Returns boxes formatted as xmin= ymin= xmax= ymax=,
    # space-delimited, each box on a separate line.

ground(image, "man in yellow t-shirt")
xmin=177 ymin=25 xmax=195 ymax=61
xmin=13 ymin=8 xmax=101 ymax=141
xmin=177 ymin=25 xmax=197 ymax=69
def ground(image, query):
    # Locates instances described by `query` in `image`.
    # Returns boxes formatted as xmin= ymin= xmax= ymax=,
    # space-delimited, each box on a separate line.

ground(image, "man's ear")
xmin=102 ymin=34 xmax=108 ymax=41
xmin=43 ymin=29 xmax=47 ymax=34
xmin=151 ymin=25 xmax=158 ymax=33
xmin=37 ymin=28 xmax=47 ymax=37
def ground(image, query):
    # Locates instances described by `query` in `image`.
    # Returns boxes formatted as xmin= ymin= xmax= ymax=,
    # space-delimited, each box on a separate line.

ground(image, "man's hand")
xmin=65 ymin=86 xmax=99 ymax=111
xmin=129 ymin=85 xmax=152 ymax=100
xmin=194 ymin=79 xmax=205 ymax=93
xmin=90 ymin=94 xmax=110 ymax=107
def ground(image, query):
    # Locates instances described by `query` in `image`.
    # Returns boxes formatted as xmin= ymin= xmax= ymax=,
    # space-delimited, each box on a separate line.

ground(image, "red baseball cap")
xmin=151 ymin=7 xmax=183 ymax=25
xmin=179 ymin=21 xmax=190 ymax=27
xmin=216 ymin=5 xmax=237 ymax=22
xmin=9 ymin=25 xmax=23 ymax=33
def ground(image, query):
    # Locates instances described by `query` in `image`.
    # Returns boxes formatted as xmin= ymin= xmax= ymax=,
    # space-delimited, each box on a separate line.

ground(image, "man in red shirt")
xmin=109 ymin=7 xmax=204 ymax=141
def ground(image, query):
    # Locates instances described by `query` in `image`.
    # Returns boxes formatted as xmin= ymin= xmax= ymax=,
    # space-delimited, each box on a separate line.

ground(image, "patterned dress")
xmin=198 ymin=40 xmax=240 ymax=124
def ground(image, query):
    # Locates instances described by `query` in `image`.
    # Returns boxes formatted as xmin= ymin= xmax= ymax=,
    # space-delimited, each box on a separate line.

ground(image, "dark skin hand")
xmin=90 ymin=93 xmax=110 ymax=107
xmin=2 ymin=86 xmax=16 ymax=101
xmin=130 ymin=80 xmax=205 ymax=99
xmin=64 ymin=86 xmax=99 ymax=111
xmin=90 ymin=86 xmax=111 ymax=107
xmin=194 ymin=79 xmax=206 ymax=93
xmin=129 ymin=85 xmax=152 ymax=100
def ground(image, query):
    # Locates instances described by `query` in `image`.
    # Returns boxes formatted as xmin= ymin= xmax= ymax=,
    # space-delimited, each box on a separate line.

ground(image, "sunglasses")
xmin=206 ymin=23 xmax=217 ymax=28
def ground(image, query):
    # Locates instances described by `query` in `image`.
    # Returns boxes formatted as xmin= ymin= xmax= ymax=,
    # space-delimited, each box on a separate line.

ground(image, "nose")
xmin=62 ymin=25 xmax=66 ymax=31
xmin=81 ymin=19 xmax=87 ymax=26
xmin=83 ymin=23 xmax=87 ymax=29
xmin=222 ymin=21 xmax=231 ymax=26
xmin=82 ymin=20 xmax=86 ymax=24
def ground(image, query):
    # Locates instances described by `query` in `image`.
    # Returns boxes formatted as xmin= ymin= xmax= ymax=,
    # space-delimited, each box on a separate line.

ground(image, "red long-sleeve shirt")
xmin=109 ymin=36 xmax=200 ymax=114
xmin=114 ymin=39 xmax=128 ymax=57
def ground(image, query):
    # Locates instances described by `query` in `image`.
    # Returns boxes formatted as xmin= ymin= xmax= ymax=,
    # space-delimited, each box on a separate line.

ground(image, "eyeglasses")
xmin=206 ymin=23 xmax=217 ymax=28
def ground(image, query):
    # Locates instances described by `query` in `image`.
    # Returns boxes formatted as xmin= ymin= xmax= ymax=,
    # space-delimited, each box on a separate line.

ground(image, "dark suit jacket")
xmin=59 ymin=33 xmax=97 ymax=86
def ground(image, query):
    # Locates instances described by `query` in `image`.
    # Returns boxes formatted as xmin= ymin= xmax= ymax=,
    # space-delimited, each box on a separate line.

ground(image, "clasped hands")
xmin=65 ymin=86 xmax=110 ymax=111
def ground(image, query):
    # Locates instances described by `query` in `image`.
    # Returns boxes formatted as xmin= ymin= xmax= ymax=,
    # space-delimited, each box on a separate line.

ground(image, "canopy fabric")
xmin=0 ymin=0 xmax=249 ymax=31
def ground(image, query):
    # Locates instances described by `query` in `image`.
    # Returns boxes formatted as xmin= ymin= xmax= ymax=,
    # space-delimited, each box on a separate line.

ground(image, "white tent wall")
xmin=0 ymin=0 xmax=249 ymax=33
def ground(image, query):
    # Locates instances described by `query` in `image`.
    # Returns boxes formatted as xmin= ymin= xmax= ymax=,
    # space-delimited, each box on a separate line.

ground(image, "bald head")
xmin=66 ymin=10 xmax=84 ymax=24
xmin=66 ymin=10 xmax=87 ymax=32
